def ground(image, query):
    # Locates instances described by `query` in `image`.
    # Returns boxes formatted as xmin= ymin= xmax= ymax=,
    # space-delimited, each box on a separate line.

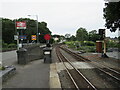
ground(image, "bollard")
xmin=43 ymin=47 xmax=52 ymax=63
xmin=16 ymin=48 xmax=28 ymax=65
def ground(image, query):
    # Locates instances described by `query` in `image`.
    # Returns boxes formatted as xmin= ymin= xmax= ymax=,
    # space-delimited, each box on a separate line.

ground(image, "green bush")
xmin=2 ymin=42 xmax=8 ymax=48
xmin=79 ymin=46 xmax=96 ymax=52
xmin=107 ymin=41 xmax=118 ymax=48
xmin=0 ymin=66 xmax=6 ymax=70
xmin=65 ymin=41 xmax=96 ymax=52
xmin=87 ymin=46 xmax=96 ymax=52
xmin=117 ymin=43 xmax=120 ymax=48
xmin=65 ymin=41 xmax=76 ymax=49
xmin=0 ymin=40 xmax=2 ymax=44
xmin=82 ymin=41 xmax=95 ymax=46
xmin=8 ymin=43 xmax=16 ymax=48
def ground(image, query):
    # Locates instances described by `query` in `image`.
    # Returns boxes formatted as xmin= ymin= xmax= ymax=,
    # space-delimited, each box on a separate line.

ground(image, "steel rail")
xmin=56 ymin=46 xmax=79 ymax=89
xmin=56 ymin=46 xmax=97 ymax=90
xmin=98 ymin=68 xmax=120 ymax=81
xmin=60 ymin=46 xmax=90 ymax=61
xmin=60 ymin=51 xmax=97 ymax=90
xmin=91 ymin=61 xmax=120 ymax=74
xmin=60 ymin=45 xmax=120 ymax=83
xmin=90 ymin=62 xmax=120 ymax=81
xmin=61 ymin=45 xmax=120 ymax=73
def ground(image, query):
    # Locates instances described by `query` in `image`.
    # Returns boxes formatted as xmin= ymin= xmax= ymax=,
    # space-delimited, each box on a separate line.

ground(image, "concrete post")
xmin=17 ymin=48 xmax=28 ymax=65
xmin=43 ymin=47 xmax=52 ymax=63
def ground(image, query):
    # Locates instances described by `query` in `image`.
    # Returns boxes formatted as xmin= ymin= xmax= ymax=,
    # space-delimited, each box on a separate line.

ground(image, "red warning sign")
xmin=44 ymin=34 xmax=51 ymax=40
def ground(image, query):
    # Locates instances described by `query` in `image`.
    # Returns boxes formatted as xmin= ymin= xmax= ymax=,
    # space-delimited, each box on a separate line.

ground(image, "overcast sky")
xmin=1 ymin=0 xmax=119 ymax=37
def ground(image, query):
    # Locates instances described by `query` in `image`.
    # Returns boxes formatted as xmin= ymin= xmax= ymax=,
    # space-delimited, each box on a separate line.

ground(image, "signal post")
xmin=99 ymin=29 xmax=108 ymax=58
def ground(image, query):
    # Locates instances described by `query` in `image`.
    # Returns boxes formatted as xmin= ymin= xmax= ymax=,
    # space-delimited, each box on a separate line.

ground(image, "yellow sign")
xmin=31 ymin=35 xmax=36 ymax=40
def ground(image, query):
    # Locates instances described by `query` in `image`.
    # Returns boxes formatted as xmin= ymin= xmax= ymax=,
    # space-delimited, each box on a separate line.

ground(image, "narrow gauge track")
xmin=60 ymin=45 xmax=120 ymax=86
xmin=56 ymin=45 xmax=97 ymax=90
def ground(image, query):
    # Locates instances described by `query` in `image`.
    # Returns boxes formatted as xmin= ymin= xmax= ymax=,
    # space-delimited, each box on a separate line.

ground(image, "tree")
xmin=38 ymin=21 xmax=51 ymax=43
xmin=118 ymin=36 xmax=120 ymax=41
xmin=88 ymin=30 xmax=100 ymax=42
xmin=103 ymin=1 xmax=120 ymax=32
xmin=76 ymin=27 xmax=88 ymax=41
xmin=15 ymin=18 xmax=51 ymax=43
xmin=70 ymin=35 xmax=76 ymax=41
xmin=53 ymin=34 xmax=60 ymax=38
xmin=2 ymin=18 xmax=52 ymax=44
xmin=2 ymin=18 xmax=15 ymax=44
xmin=65 ymin=34 xmax=71 ymax=41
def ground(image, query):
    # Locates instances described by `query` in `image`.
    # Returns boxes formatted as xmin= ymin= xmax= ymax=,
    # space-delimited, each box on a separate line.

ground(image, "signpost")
xmin=31 ymin=35 xmax=37 ymax=40
xmin=16 ymin=21 xmax=27 ymax=49
xmin=19 ymin=35 xmax=27 ymax=39
xmin=14 ymin=35 xmax=18 ymax=40
xmin=98 ymin=29 xmax=108 ymax=58
xmin=44 ymin=34 xmax=51 ymax=47
xmin=16 ymin=21 xmax=26 ymax=29
xmin=44 ymin=34 xmax=51 ymax=40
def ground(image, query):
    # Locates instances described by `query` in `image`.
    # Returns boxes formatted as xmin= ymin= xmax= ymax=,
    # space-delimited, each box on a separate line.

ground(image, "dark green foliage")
xmin=65 ymin=41 xmax=96 ymax=52
xmin=79 ymin=46 xmax=96 ymax=52
xmin=107 ymin=41 xmax=118 ymax=48
xmin=82 ymin=41 xmax=95 ymax=46
xmin=52 ymin=34 xmax=60 ymax=38
xmin=0 ymin=66 xmax=6 ymax=70
xmin=2 ymin=18 xmax=15 ymax=44
xmin=118 ymin=36 xmax=120 ymax=41
xmin=2 ymin=42 xmax=8 ymax=48
xmin=38 ymin=22 xmax=51 ymax=43
xmin=76 ymin=27 xmax=88 ymax=41
xmin=2 ymin=18 xmax=51 ymax=44
xmin=88 ymin=30 xmax=100 ymax=42
xmin=70 ymin=35 xmax=76 ymax=41
xmin=65 ymin=34 xmax=71 ymax=41
xmin=8 ymin=43 xmax=16 ymax=48
xmin=103 ymin=2 xmax=120 ymax=32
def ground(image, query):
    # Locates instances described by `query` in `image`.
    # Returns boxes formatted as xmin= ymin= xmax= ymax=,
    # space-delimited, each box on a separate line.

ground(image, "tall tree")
xmin=65 ymin=34 xmax=71 ymax=41
xmin=76 ymin=27 xmax=88 ymax=41
xmin=15 ymin=18 xmax=51 ymax=43
xmin=70 ymin=35 xmax=76 ymax=41
xmin=103 ymin=1 xmax=120 ymax=32
xmin=2 ymin=18 xmax=15 ymax=44
xmin=2 ymin=18 xmax=52 ymax=44
xmin=88 ymin=30 xmax=100 ymax=42
xmin=38 ymin=21 xmax=51 ymax=43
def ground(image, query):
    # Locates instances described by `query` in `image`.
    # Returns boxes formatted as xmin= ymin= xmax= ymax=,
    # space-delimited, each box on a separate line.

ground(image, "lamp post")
xmin=15 ymin=19 xmax=20 ymax=50
xmin=28 ymin=15 xmax=39 ymax=43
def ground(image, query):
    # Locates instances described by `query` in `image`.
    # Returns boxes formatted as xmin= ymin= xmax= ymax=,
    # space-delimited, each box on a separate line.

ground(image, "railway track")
xmin=60 ymin=46 xmax=91 ymax=62
xmin=59 ymin=45 xmax=120 ymax=88
xmin=56 ymin=45 xmax=97 ymax=89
